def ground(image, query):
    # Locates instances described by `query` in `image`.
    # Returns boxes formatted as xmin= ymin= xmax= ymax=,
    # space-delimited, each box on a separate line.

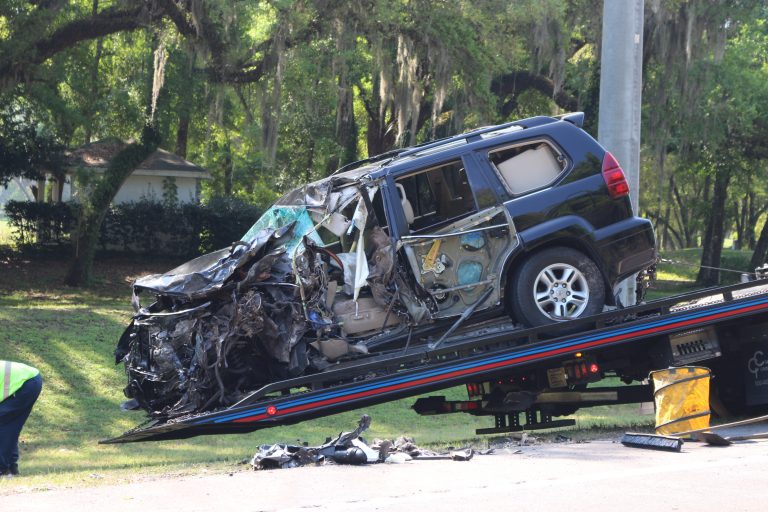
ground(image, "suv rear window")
xmin=488 ymin=141 xmax=566 ymax=195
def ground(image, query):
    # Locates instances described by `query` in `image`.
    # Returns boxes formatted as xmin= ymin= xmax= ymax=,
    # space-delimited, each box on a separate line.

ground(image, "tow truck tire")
xmin=509 ymin=247 xmax=605 ymax=332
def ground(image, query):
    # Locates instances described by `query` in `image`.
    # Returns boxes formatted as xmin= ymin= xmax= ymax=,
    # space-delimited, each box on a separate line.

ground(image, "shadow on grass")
xmin=3 ymin=311 xmax=127 ymax=433
xmin=0 ymin=253 xmax=182 ymax=300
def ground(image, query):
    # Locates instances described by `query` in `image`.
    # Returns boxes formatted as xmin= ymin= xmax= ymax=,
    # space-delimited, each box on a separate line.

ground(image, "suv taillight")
xmin=602 ymin=152 xmax=629 ymax=199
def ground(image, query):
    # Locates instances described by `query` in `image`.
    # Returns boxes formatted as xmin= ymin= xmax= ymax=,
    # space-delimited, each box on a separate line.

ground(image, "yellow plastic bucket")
xmin=650 ymin=366 xmax=711 ymax=435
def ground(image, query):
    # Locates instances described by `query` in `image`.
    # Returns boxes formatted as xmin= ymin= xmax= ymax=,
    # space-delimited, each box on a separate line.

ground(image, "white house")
xmin=60 ymin=139 xmax=211 ymax=204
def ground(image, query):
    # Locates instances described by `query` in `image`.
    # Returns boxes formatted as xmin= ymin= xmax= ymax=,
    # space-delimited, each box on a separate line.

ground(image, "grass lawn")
xmin=654 ymin=247 xmax=753 ymax=283
xmin=0 ymin=252 xmax=668 ymax=491
xmin=646 ymin=247 xmax=754 ymax=301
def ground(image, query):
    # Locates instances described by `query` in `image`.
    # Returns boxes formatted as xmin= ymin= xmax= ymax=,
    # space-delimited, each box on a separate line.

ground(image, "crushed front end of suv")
xmin=115 ymin=113 xmax=656 ymax=423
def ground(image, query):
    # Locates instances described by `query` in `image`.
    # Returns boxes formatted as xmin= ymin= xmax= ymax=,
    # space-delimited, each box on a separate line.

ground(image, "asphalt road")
xmin=4 ymin=427 xmax=768 ymax=512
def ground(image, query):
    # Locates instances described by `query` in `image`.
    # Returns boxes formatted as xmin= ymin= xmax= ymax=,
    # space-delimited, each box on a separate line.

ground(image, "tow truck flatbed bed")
xmin=103 ymin=279 xmax=768 ymax=443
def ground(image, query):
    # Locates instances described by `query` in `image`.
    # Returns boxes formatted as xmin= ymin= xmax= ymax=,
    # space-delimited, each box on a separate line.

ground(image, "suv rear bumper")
xmin=593 ymin=217 xmax=657 ymax=285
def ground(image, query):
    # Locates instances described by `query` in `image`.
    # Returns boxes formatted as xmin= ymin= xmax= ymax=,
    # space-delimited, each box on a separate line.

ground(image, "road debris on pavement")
xmin=250 ymin=415 xmax=475 ymax=470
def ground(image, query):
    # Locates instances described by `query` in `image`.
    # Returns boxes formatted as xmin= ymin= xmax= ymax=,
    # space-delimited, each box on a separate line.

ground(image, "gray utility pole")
xmin=598 ymin=0 xmax=644 ymax=306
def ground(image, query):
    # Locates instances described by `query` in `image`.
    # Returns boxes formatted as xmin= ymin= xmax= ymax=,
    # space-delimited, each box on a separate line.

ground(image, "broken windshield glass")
xmin=241 ymin=206 xmax=323 ymax=252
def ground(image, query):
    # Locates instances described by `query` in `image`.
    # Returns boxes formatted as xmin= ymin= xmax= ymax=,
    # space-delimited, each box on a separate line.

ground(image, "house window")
xmin=395 ymin=160 xmax=477 ymax=232
xmin=488 ymin=141 xmax=566 ymax=196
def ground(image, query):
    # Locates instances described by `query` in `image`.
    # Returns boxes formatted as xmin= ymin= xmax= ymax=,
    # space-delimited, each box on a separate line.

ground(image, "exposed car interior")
xmin=395 ymin=160 xmax=477 ymax=232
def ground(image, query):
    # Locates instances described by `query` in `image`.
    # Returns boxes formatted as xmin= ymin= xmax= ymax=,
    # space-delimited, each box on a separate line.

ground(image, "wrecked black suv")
xmin=115 ymin=112 xmax=656 ymax=420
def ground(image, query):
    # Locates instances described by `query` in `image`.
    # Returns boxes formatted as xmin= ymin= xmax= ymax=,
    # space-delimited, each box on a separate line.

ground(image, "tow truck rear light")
xmin=563 ymin=357 xmax=601 ymax=384
xmin=602 ymin=152 xmax=630 ymax=199
xmin=466 ymin=383 xmax=483 ymax=398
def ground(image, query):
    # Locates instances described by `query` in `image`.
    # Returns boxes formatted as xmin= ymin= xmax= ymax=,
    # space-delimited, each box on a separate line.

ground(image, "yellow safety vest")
xmin=0 ymin=361 xmax=40 ymax=402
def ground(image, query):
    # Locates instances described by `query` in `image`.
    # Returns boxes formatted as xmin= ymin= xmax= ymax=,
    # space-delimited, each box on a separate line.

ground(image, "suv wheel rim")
xmin=533 ymin=263 xmax=589 ymax=320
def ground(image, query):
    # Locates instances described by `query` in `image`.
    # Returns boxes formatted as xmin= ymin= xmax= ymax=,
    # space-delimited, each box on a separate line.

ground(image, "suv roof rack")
xmin=554 ymin=112 xmax=584 ymax=128
xmin=330 ymin=148 xmax=406 ymax=176
xmin=397 ymin=115 xmax=561 ymax=159
xmin=336 ymin=113 xmax=582 ymax=175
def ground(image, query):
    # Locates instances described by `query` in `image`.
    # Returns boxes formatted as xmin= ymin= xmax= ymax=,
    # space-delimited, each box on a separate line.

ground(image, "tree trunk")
xmin=175 ymin=46 xmax=195 ymax=158
xmin=176 ymin=114 xmax=189 ymax=158
xmin=333 ymin=17 xmax=358 ymax=169
xmin=305 ymin=138 xmax=315 ymax=184
xmin=751 ymin=222 xmax=768 ymax=270
xmin=671 ymin=176 xmax=694 ymax=247
xmin=223 ymin=141 xmax=233 ymax=197
xmin=365 ymin=94 xmax=396 ymax=156
xmin=741 ymin=194 xmax=749 ymax=249
xmin=697 ymin=168 xmax=731 ymax=286
xmin=83 ymin=0 xmax=103 ymax=143
xmin=733 ymin=198 xmax=743 ymax=250
xmin=657 ymin=150 xmax=667 ymax=249
xmin=660 ymin=169 xmax=678 ymax=251
xmin=367 ymin=113 xmax=394 ymax=156
xmin=65 ymin=126 xmax=159 ymax=286
xmin=68 ymin=33 xmax=166 ymax=286
xmin=360 ymin=72 xmax=395 ymax=156
xmin=261 ymin=19 xmax=286 ymax=168
xmin=748 ymin=192 xmax=759 ymax=250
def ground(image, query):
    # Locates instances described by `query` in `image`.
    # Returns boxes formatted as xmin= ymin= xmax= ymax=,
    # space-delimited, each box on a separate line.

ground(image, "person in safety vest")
xmin=0 ymin=361 xmax=42 ymax=478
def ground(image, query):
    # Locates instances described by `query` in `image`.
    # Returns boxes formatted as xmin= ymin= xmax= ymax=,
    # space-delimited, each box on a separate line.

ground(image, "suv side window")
xmin=488 ymin=141 xmax=566 ymax=196
xmin=395 ymin=160 xmax=478 ymax=232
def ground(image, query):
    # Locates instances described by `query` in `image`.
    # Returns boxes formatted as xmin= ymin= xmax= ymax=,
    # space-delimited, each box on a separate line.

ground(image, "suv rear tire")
xmin=509 ymin=247 xmax=605 ymax=331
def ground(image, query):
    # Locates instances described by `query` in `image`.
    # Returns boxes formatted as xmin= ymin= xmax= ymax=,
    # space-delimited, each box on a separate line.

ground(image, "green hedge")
xmin=3 ymin=198 xmax=263 ymax=257
xmin=4 ymin=200 xmax=77 ymax=246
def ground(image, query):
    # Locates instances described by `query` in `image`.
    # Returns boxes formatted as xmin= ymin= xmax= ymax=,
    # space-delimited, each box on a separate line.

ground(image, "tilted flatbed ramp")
xmin=102 ymin=280 xmax=768 ymax=443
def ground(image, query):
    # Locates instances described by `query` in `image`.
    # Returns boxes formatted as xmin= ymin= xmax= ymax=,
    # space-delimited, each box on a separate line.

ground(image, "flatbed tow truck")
xmin=104 ymin=275 xmax=768 ymax=443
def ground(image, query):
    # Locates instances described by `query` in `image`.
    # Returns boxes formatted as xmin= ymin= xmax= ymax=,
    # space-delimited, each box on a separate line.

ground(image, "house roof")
xmin=67 ymin=139 xmax=211 ymax=179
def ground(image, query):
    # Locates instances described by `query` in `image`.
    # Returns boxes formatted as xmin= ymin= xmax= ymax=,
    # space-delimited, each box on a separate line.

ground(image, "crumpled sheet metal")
xmin=117 ymin=225 xmax=324 ymax=419
xmin=251 ymin=444 xmax=320 ymax=470
xmin=251 ymin=415 xmax=373 ymax=470
xmin=117 ymin=176 xmax=407 ymax=424
xmin=133 ymin=224 xmax=292 ymax=301
xmin=274 ymin=179 xmax=333 ymax=208
xmin=273 ymin=167 xmax=374 ymax=209
xmin=251 ymin=415 xmax=476 ymax=470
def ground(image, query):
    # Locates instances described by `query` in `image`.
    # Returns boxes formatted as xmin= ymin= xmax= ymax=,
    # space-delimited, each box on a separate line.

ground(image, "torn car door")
xmin=400 ymin=207 xmax=517 ymax=318
xmin=392 ymin=158 xmax=519 ymax=318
